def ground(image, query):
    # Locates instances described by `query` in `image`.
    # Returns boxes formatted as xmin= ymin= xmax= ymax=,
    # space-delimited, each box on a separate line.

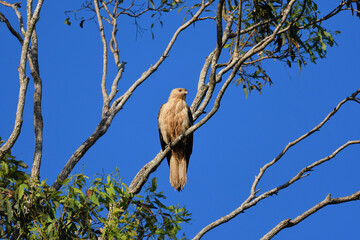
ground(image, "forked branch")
xmin=192 ymin=88 xmax=360 ymax=240
xmin=250 ymin=88 xmax=360 ymax=197
xmin=261 ymin=191 xmax=360 ymax=240
xmin=0 ymin=0 xmax=44 ymax=159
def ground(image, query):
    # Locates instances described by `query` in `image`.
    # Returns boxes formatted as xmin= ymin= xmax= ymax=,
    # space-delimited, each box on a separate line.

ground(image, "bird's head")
xmin=169 ymin=88 xmax=189 ymax=100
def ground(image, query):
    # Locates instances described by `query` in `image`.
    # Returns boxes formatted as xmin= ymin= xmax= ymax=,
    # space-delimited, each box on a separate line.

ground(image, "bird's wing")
xmin=158 ymin=104 xmax=172 ymax=164
xmin=184 ymin=105 xmax=193 ymax=171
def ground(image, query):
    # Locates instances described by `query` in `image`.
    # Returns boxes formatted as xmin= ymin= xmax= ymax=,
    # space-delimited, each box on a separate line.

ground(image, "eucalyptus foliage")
xmin=0 ymin=139 xmax=190 ymax=239
xmin=64 ymin=0 xmax=359 ymax=98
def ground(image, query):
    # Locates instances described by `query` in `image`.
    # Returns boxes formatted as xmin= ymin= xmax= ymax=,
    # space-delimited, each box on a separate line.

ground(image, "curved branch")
xmin=0 ymin=77 xmax=29 ymax=158
xmin=0 ymin=0 xmax=26 ymax=36
xmin=51 ymin=115 xmax=115 ymax=190
xmin=250 ymin=88 xmax=360 ymax=197
xmin=261 ymin=191 xmax=360 ymax=240
xmin=192 ymin=88 xmax=360 ymax=240
xmin=193 ymin=139 xmax=360 ymax=240
xmin=0 ymin=11 xmax=23 ymax=44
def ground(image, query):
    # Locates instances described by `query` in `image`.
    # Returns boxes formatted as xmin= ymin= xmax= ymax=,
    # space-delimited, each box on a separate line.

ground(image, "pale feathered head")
xmin=169 ymin=88 xmax=188 ymax=100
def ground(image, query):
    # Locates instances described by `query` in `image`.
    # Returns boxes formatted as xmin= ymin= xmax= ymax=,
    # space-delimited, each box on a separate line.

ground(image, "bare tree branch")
xmin=194 ymin=0 xmax=228 ymax=119
xmin=0 ymin=11 xmax=23 ymax=44
xmin=0 ymin=1 xmax=44 ymax=181
xmin=191 ymin=17 xmax=234 ymax=120
xmin=192 ymin=139 xmax=360 ymax=240
xmin=192 ymin=87 xmax=360 ymax=240
xmin=0 ymin=0 xmax=45 ymax=159
xmin=250 ymin=88 xmax=360 ymax=197
xmin=0 ymin=0 xmax=27 ymax=36
xmin=234 ymin=0 xmax=243 ymax=54
xmin=30 ymin=29 xmax=43 ymax=182
xmin=94 ymin=0 xmax=109 ymax=113
xmin=261 ymin=191 xmax=360 ymax=240
xmin=51 ymin=0 xmax=212 ymax=191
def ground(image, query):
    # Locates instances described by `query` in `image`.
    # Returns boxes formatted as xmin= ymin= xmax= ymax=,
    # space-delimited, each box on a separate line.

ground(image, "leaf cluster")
xmin=224 ymin=0 xmax=344 ymax=97
xmin=0 ymin=141 xmax=190 ymax=239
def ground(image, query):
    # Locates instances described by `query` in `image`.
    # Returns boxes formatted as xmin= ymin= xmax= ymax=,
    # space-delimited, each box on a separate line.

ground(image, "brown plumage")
xmin=158 ymin=88 xmax=193 ymax=191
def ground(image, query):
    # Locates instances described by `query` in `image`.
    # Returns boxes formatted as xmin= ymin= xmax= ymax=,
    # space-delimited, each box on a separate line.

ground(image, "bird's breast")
xmin=158 ymin=100 xmax=190 ymax=142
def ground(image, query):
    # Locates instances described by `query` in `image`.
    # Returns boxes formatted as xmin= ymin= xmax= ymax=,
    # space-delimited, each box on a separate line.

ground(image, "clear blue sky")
xmin=1 ymin=1 xmax=359 ymax=239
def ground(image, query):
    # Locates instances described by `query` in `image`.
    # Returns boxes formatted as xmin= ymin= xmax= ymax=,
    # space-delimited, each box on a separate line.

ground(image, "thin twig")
xmin=32 ymin=220 xmax=47 ymax=240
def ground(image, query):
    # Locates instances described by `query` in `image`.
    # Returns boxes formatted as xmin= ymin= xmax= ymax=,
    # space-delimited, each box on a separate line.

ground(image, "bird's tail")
xmin=169 ymin=154 xmax=187 ymax=191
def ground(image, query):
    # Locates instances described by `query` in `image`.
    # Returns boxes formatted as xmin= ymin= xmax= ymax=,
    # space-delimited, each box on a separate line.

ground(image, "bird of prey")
xmin=158 ymin=88 xmax=193 ymax=191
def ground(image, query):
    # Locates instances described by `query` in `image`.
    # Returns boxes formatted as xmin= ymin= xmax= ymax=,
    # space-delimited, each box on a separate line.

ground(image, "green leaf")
xmin=17 ymin=183 xmax=27 ymax=200
xmin=297 ymin=58 xmax=302 ymax=76
xmin=150 ymin=177 xmax=157 ymax=192
xmin=64 ymin=18 xmax=71 ymax=26
xmin=6 ymin=200 xmax=13 ymax=221
xmin=154 ymin=198 xmax=167 ymax=209
xmin=73 ymin=187 xmax=84 ymax=198
xmin=287 ymin=60 xmax=292 ymax=68
xmin=243 ymin=85 xmax=248 ymax=99
xmin=60 ymin=177 xmax=71 ymax=186
xmin=1 ymin=161 xmax=9 ymax=174
xmin=149 ymin=0 xmax=155 ymax=9
xmin=112 ymin=206 xmax=124 ymax=215
xmin=178 ymin=6 xmax=185 ymax=14
xmin=106 ymin=174 xmax=111 ymax=184
xmin=90 ymin=193 xmax=100 ymax=206
xmin=17 ymin=161 xmax=28 ymax=168
xmin=106 ymin=184 xmax=116 ymax=197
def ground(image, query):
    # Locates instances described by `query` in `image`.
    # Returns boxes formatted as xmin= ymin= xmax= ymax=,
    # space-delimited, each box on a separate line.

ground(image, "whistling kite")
xmin=158 ymin=88 xmax=193 ymax=191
